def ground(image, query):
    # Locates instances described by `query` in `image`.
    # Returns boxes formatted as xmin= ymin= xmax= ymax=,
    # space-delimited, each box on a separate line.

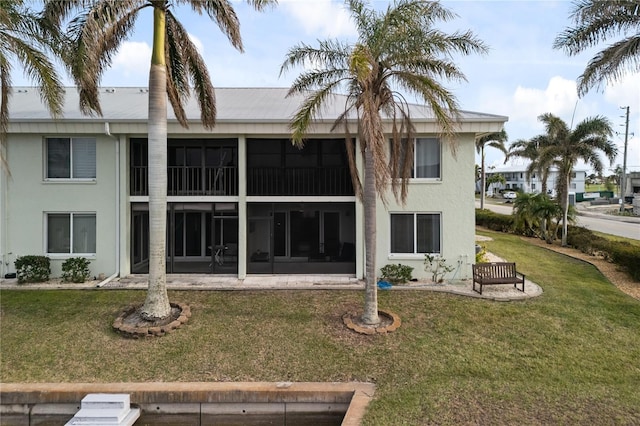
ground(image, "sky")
xmin=13 ymin=0 xmax=640 ymax=175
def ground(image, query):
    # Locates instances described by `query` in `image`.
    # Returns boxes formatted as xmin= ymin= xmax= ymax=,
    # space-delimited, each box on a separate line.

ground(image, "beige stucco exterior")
xmin=1 ymin=87 xmax=506 ymax=281
xmin=2 ymin=133 xmax=119 ymax=278
xmin=375 ymin=133 xmax=476 ymax=281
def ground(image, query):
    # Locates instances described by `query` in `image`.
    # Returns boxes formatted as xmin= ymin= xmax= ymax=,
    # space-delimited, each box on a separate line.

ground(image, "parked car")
xmin=503 ymin=191 xmax=517 ymax=202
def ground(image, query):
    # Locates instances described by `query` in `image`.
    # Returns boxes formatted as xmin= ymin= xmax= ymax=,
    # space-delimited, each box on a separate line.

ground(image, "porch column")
xmin=355 ymin=137 xmax=364 ymax=280
xmin=119 ymin=135 xmax=130 ymax=276
xmin=237 ymin=135 xmax=247 ymax=279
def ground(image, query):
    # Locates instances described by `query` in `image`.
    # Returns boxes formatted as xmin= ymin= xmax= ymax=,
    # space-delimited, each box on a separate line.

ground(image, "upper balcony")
xmin=247 ymin=166 xmax=353 ymax=196
xmin=130 ymin=165 xmax=352 ymax=196
xmin=129 ymin=137 xmax=354 ymax=197
xmin=131 ymin=165 xmax=238 ymax=196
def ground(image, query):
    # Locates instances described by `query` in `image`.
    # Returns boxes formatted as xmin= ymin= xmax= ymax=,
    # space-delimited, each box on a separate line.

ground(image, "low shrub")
xmin=607 ymin=242 xmax=640 ymax=281
xmin=566 ymin=226 xmax=608 ymax=256
xmin=14 ymin=255 xmax=50 ymax=283
xmin=380 ymin=263 xmax=414 ymax=285
xmin=424 ymin=254 xmax=454 ymax=283
xmin=61 ymin=257 xmax=91 ymax=283
xmin=475 ymin=209 xmax=514 ymax=233
xmin=475 ymin=245 xmax=487 ymax=263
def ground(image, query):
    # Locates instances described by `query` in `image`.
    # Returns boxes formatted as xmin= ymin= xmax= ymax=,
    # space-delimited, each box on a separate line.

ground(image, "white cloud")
xmin=603 ymin=73 xmax=640 ymax=110
xmin=189 ymin=34 xmax=204 ymax=54
xmin=280 ymin=0 xmax=356 ymax=37
xmin=511 ymin=76 xmax=579 ymax=126
xmin=112 ymin=41 xmax=152 ymax=79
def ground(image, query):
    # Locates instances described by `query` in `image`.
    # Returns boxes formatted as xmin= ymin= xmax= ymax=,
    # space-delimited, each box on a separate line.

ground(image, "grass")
xmin=585 ymin=184 xmax=613 ymax=193
xmin=2 ymin=230 xmax=640 ymax=424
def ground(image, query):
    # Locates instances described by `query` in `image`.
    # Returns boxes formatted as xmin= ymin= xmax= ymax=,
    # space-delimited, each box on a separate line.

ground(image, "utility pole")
xmin=619 ymin=106 xmax=630 ymax=212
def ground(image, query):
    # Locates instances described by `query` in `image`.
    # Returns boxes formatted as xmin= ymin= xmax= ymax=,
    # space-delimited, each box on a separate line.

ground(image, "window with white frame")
xmin=391 ymin=138 xmax=441 ymax=179
xmin=390 ymin=213 xmax=441 ymax=254
xmin=415 ymin=138 xmax=441 ymax=178
xmin=46 ymin=213 xmax=96 ymax=255
xmin=46 ymin=137 xmax=96 ymax=179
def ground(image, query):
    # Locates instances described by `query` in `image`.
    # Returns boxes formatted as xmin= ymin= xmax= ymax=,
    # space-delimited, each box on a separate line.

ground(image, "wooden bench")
xmin=472 ymin=262 xmax=525 ymax=295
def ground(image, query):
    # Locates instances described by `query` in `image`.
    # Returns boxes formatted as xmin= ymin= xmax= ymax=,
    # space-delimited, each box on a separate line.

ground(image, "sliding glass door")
xmin=131 ymin=202 xmax=238 ymax=274
xmin=247 ymin=202 xmax=355 ymax=274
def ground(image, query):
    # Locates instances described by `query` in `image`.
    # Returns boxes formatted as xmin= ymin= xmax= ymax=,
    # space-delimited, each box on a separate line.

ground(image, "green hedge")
xmin=567 ymin=226 xmax=640 ymax=280
xmin=609 ymin=243 xmax=640 ymax=281
xmin=475 ymin=209 xmax=514 ymax=233
xmin=478 ymin=210 xmax=640 ymax=281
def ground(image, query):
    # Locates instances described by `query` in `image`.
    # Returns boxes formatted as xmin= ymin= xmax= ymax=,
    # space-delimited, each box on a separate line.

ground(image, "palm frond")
xmin=554 ymin=0 xmax=640 ymax=95
xmin=165 ymin=12 xmax=216 ymax=129
xmin=577 ymin=35 xmax=640 ymax=95
xmin=183 ymin=0 xmax=243 ymax=51
xmin=64 ymin=1 xmax=144 ymax=115
xmin=1 ymin=0 xmax=68 ymax=173
xmin=287 ymin=83 xmax=345 ymax=146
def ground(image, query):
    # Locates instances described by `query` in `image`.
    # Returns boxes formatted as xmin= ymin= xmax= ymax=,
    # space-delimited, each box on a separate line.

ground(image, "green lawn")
xmin=2 ymin=230 xmax=640 ymax=425
xmin=585 ymin=183 xmax=614 ymax=193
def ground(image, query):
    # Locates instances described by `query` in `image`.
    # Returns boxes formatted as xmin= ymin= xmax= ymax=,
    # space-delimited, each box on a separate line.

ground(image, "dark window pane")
xmin=73 ymin=214 xmax=96 ymax=253
xmin=415 ymin=138 xmax=440 ymax=178
xmin=390 ymin=214 xmax=414 ymax=253
xmin=47 ymin=138 xmax=70 ymax=178
xmin=417 ymin=214 xmax=440 ymax=253
xmin=72 ymin=138 xmax=96 ymax=179
xmin=185 ymin=212 xmax=201 ymax=256
xmin=48 ymin=214 xmax=70 ymax=253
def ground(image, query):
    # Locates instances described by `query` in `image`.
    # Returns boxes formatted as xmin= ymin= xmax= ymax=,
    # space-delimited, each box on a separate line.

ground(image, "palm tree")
xmin=531 ymin=193 xmax=566 ymax=243
xmin=476 ymin=130 xmax=507 ymax=210
xmin=535 ymin=113 xmax=617 ymax=246
xmin=280 ymin=0 xmax=487 ymax=326
xmin=554 ymin=0 xmax=640 ymax=96
xmin=507 ymin=135 xmax=554 ymax=195
xmin=45 ymin=0 xmax=276 ymax=321
xmin=512 ymin=192 xmax=539 ymax=237
xmin=0 ymin=0 xmax=66 ymax=172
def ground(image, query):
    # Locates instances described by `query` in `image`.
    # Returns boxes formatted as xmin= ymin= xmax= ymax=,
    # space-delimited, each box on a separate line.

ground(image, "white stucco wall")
xmin=5 ymin=134 xmax=118 ymax=279
xmin=375 ymin=134 xmax=476 ymax=281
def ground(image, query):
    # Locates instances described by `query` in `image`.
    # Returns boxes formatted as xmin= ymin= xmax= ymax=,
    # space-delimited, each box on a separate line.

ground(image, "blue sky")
xmin=14 ymin=0 xmax=640 ymax=174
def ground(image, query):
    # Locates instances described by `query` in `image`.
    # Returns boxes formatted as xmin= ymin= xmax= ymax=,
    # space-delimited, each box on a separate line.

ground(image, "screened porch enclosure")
xmin=247 ymin=202 xmax=356 ymax=274
xmin=131 ymin=202 xmax=238 ymax=274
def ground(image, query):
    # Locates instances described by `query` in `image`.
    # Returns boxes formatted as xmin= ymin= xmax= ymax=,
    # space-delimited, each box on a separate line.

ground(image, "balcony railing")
xmin=131 ymin=166 xmax=352 ymax=196
xmin=248 ymin=167 xmax=353 ymax=196
xmin=131 ymin=166 xmax=238 ymax=196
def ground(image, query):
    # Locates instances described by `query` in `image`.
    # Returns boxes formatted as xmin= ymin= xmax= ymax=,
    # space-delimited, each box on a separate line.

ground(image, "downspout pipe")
xmin=97 ymin=122 xmax=120 ymax=287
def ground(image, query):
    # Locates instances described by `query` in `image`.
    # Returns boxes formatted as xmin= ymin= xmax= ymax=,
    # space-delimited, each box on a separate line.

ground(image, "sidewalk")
xmin=0 ymin=269 xmax=543 ymax=302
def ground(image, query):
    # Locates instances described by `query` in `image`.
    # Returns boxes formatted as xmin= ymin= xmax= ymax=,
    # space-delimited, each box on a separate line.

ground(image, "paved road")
xmin=476 ymin=201 xmax=640 ymax=240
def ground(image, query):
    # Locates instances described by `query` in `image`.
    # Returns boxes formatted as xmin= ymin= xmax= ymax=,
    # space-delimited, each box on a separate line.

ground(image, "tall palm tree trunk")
xmin=362 ymin=146 xmax=379 ymax=325
xmin=561 ymin=172 xmax=570 ymax=247
xmin=141 ymin=7 xmax=171 ymax=320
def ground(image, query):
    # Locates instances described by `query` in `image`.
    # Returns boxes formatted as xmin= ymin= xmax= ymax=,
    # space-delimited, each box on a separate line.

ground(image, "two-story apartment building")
xmin=485 ymin=165 xmax=586 ymax=197
xmin=0 ymin=87 xmax=507 ymax=282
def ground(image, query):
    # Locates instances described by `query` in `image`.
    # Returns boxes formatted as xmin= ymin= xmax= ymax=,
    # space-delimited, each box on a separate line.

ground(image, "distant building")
xmin=623 ymin=171 xmax=640 ymax=200
xmin=484 ymin=165 xmax=587 ymax=197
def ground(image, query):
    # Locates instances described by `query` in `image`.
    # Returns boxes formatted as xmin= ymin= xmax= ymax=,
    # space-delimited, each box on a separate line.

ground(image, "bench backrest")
xmin=473 ymin=262 xmax=517 ymax=278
